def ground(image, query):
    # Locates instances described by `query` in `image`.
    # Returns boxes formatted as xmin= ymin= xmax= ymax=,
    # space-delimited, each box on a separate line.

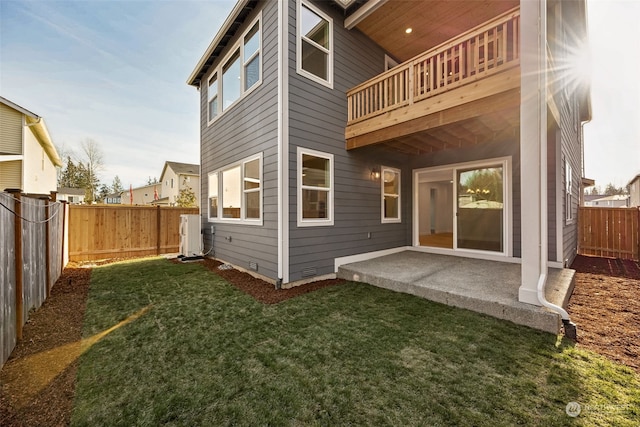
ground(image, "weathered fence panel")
xmin=578 ymin=207 xmax=640 ymax=261
xmin=0 ymin=193 xmax=16 ymax=368
xmin=0 ymin=191 xmax=66 ymax=368
xmin=68 ymin=205 xmax=199 ymax=261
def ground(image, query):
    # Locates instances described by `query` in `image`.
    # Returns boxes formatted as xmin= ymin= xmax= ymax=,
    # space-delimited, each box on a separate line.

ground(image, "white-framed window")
xmin=207 ymin=13 xmax=262 ymax=125
xmin=208 ymin=153 xmax=262 ymax=224
xmin=207 ymin=73 xmax=218 ymax=121
xmin=297 ymin=0 xmax=333 ymax=88
xmin=381 ymin=166 xmax=401 ymax=223
xmin=298 ymin=147 xmax=333 ymax=226
xmin=208 ymin=173 xmax=218 ymax=219
xmin=565 ymin=159 xmax=573 ymax=223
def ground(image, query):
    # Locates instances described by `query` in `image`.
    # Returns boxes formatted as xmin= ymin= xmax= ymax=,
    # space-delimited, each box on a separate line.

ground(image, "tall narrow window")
xmin=222 ymin=50 xmax=241 ymax=110
xmin=208 ymin=74 xmax=218 ymax=122
xmin=243 ymin=158 xmax=261 ymax=219
xmin=565 ymin=160 xmax=573 ymax=223
xmin=297 ymin=1 xmax=332 ymax=87
xmin=222 ymin=166 xmax=241 ymax=218
xmin=382 ymin=167 xmax=401 ymax=222
xmin=208 ymin=173 xmax=218 ymax=219
xmin=244 ymin=23 xmax=260 ymax=91
xmin=298 ymin=148 xmax=333 ymax=226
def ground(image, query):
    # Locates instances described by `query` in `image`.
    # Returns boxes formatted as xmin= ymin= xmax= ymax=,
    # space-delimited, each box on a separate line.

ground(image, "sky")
xmin=1 ymin=0 xmax=639 ymax=190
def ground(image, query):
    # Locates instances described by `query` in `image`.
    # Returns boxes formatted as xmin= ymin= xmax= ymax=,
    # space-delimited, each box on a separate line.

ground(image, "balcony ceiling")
xmin=355 ymin=0 xmax=519 ymax=62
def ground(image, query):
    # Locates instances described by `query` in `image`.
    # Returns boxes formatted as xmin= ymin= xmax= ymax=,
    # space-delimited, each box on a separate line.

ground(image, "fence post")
xmin=7 ymin=189 xmax=23 ymax=341
xmin=60 ymin=201 xmax=67 ymax=272
xmin=156 ymin=205 xmax=161 ymax=255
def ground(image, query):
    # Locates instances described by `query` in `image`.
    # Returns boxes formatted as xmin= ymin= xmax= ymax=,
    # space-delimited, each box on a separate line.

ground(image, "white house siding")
xmin=286 ymin=0 xmax=410 ymax=282
xmin=22 ymin=124 xmax=58 ymax=195
xmin=163 ymin=168 xmax=179 ymax=203
xmin=200 ymin=0 xmax=279 ymax=280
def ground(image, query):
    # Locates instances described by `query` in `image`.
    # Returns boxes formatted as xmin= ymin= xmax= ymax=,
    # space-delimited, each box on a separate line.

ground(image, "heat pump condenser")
xmin=179 ymin=214 xmax=202 ymax=257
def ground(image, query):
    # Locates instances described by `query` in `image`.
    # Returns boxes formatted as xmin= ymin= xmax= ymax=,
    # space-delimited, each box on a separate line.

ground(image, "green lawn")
xmin=72 ymin=258 xmax=639 ymax=426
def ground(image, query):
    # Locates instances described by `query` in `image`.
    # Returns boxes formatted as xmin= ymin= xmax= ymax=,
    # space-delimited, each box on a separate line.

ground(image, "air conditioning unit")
xmin=179 ymin=214 xmax=202 ymax=257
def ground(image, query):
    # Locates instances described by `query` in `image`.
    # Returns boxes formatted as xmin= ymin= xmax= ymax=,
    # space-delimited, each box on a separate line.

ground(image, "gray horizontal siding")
xmin=287 ymin=0 xmax=410 ymax=282
xmin=199 ymin=0 xmax=279 ymax=280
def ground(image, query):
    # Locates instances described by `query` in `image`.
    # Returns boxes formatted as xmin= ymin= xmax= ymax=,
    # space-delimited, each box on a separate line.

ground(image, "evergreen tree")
xmin=112 ymin=175 xmax=124 ymax=193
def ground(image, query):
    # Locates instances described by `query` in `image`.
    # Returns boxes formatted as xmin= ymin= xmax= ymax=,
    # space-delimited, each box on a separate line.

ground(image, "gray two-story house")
xmin=188 ymin=0 xmax=590 ymax=312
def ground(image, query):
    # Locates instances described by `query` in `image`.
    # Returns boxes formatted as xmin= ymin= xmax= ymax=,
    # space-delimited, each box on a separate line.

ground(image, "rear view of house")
xmin=0 ymin=96 xmax=62 ymax=195
xmin=188 ymin=0 xmax=590 ymax=309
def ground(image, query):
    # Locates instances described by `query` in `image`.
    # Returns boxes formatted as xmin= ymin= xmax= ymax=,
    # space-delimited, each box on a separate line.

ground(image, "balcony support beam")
xmin=346 ymin=86 xmax=520 ymax=150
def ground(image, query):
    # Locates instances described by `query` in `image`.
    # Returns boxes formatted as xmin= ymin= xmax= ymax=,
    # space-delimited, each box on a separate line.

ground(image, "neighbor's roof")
xmin=161 ymin=161 xmax=200 ymax=179
xmin=57 ymin=187 xmax=86 ymax=196
xmin=0 ymin=96 xmax=63 ymax=167
xmin=187 ymin=0 xmax=258 ymax=86
xmin=626 ymin=173 xmax=640 ymax=188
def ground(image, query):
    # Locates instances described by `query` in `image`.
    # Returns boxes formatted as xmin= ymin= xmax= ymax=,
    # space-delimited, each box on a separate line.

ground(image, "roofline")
xmin=187 ymin=0 xmax=251 ymax=86
xmin=0 ymin=96 xmax=39 ymax=118
xmin=0 ymin=96 xmax=62 ymax=167
xmin=626 ymin=174 xmax=640 ymax=188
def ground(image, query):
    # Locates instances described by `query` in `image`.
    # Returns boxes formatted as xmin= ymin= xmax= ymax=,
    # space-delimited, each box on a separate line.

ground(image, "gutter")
xmin=536 ymin=0 xmax=576 ymax=340
xmin=25 ymin=116 xmax=63 ymax=167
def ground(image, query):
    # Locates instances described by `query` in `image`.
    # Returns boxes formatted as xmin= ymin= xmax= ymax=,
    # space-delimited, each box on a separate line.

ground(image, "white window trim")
xmin=207 ymin=12 xmax=262 ymax=126
xmin=207 ymin=171 xmax=219 ymax=220
xmin=381 ymin=166 xmax=401 ymax=223
xmin=296 ymin=0 xmax=334 ymax=89
xmin=565 ymin=159 xmax=574 ymax=224
xmin=297 ymin=147 xmax=334 ymax=227
xmin=207 ymin=153 xmax=263 ymax=225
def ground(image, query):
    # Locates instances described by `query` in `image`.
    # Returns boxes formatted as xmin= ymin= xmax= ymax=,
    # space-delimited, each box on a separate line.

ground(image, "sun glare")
xmin=548 ymin=40 xmax=592 ymax=98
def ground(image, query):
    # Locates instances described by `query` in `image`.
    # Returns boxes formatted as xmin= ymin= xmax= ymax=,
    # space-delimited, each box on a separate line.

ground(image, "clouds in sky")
xmin=1 ymin=0 xmax=234 ymax=187
xmin=2 ymin=0 xmax=638 ymax=190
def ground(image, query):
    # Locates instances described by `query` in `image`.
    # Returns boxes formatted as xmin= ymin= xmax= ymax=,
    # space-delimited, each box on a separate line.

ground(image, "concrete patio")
xmin=337 ymin=251 xmax=575 ymax=334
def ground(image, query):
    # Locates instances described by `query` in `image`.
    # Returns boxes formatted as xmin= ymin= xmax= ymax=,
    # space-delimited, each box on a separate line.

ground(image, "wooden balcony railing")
xmin=347 ymin=7 xmax=520 ymax=125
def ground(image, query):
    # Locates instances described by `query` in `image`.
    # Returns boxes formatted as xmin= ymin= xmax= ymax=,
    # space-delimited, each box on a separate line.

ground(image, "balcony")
xmin=345 ymin=7 xmax=521 ymax=154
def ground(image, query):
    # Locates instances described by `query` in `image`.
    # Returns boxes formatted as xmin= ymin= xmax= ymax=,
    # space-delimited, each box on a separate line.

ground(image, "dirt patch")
xmin=1 ymin=255 xmax=637 ymax=426
xmin=199 ymin=258 xmax=345 ymax=303
xmin=0 ymin=268 xmax=91 ymax=427
xmin=568 ymin=255 xmax=640 ymax=373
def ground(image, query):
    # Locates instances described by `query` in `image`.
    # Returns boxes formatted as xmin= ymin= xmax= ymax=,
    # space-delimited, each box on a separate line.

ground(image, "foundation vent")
xmin=249 ymin=261 xmax=258 ymax=271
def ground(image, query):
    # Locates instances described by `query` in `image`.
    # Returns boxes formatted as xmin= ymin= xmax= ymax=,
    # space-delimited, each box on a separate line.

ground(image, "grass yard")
xmin=71 ymin=258 xmax=640 ymax=426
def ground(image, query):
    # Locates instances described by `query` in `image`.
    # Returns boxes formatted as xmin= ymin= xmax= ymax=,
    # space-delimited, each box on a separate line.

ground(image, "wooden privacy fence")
xmin=578 ymin=207 xmax=640 ymax=261
xmin=68 ymin=205 xmax=199 ymax=261
xmin=1 ymin=190 xmax=67 ymax=368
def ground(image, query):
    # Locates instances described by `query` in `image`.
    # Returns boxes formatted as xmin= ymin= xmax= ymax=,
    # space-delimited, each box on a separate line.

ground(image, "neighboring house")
xmin=584 ymin=194 xmax=630 ymax=208
xmin=188 ymin=0 xmax=591 ymax=308
xmin=159 ymin=161 xmax=200 ymax=207
xmin=104 ymin=192 xmax=123 ymax=204
xmin=0 ymin=97 xmax=62 ymax=195
xmin=57 ymin=187 xmax=86 ymax=204
xmin=627 ymin=174 xmax=640 ymax=207
xmin=129 ymin=183 xmax=162 ymax=205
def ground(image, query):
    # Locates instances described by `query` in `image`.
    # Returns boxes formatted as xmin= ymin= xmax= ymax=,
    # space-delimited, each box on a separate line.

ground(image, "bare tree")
xmin=80 ymin=138 xmax=105 ymax=203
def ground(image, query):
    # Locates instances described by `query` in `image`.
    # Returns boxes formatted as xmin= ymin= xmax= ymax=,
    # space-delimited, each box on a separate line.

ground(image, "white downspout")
xmin=535 ymin=0 xmax=576 ymax=338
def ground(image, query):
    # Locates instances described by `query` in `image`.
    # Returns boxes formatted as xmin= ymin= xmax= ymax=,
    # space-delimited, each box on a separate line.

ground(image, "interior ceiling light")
xmin=405 ymin=28 xmax=413 ymax=34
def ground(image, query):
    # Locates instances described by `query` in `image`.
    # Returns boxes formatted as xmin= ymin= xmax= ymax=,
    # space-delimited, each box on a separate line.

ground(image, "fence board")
xmin=0 ymin=192 xmax=65 ymax=368
xmin=578 ymin=207 xmax=640 ymax=260
xmin=0 ymin=193 xmax=16 ymax=367
xmin=68 ymin=205 xmax=198 ymax=261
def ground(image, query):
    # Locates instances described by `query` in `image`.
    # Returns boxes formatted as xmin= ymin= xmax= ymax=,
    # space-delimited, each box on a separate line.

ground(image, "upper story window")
xmin=297 ymin=1 xmax=333 ymax=88
xmin=208 ymin=153 xmax=263 ymax=224
xmin=208 ymin=74 xmax=218 ymax=121
xmin=298 ymin=147 xmax=334 ymax=227
xmin=381 ymin=167 xmax=401 ymax=223
xmin=207 ymin=14 xmax=262 ymax=125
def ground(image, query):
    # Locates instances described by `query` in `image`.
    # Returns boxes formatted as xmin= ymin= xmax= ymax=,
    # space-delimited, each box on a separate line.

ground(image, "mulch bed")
xmin=568 ymin=255 xmax=640 ymax=372
xmin=0 ymin=254 xmax=638 ymax=426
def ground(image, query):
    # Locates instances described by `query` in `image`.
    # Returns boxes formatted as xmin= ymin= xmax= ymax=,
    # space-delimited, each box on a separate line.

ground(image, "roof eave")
xmin=187 ymin=0 xmax=251 ymax=87
xmin=25 ymin=116 xmax=63 ymax=167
